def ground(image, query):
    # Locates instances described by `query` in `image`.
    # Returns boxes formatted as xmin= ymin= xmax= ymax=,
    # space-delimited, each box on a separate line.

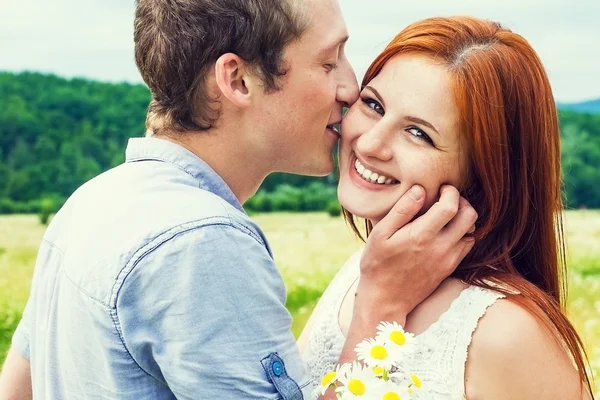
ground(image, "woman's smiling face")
xmin=338 ymin=53 xmax=469 ymax=223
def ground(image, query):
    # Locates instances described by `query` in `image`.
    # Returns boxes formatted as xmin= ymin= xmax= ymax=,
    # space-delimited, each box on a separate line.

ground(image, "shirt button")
xmin=272 ymin=361 xmax=283 ymax=377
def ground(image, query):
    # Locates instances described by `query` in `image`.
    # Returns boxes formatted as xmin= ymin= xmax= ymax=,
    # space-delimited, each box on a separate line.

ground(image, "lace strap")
xmin=452 ymin=286 xmax=505 ymax=395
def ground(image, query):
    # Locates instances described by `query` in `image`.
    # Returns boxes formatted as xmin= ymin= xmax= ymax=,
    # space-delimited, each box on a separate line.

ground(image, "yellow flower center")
xmin=370 ymin=345 xmax=388 ymax=360
xmin=348 ymin=379 xmax=366 ymax=395
xmin=390 ymin=331 xmax=406 ymax=346
xmin=372 ymin=366 xmax=385 ymax=376
xmin=383 ymin=392 xmax=401 ymax=400
xmin=321 ymin=371 xmax=337 ymax=387
xmin=411 ymin=374 xmax=422 ymax=388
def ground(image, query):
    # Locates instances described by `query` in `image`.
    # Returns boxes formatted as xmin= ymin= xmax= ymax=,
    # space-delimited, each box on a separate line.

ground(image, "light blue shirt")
xmin=12 ymin=137 xmax=311 ymax=399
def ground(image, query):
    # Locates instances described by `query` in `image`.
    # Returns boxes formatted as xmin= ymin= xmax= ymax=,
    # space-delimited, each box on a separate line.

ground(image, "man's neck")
xmin=154 ymin=130 xmax=268 ymax=205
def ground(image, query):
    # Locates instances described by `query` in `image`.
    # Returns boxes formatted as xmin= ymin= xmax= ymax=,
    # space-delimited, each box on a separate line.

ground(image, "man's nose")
xmin=336 ymin=56 xmax=360 ymax=107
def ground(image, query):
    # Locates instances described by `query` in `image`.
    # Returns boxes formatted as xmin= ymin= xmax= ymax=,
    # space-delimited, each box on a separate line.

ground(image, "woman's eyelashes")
xmin=361 ymin=95 xmax=435 ymax=146
xmin=361 ymin=96 xmax=385 ymax=115
xmin=407 ymin=127 xmax=433 ymax=145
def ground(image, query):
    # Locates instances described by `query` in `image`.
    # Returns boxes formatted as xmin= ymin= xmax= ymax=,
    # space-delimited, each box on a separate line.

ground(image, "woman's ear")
xmin=214 ymin=53 xmax=256 ymax=108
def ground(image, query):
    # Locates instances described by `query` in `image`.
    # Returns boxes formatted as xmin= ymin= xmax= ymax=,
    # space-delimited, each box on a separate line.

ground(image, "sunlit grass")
xmin=0 ymin=216 xmax=45 ymax=362
xmin=562 ymin=210 xmax=600 ymax=393
xmin=0 ymin=211 xmax=598 ymax=394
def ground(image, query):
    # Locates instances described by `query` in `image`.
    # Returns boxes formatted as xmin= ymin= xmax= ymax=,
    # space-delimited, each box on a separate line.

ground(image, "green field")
xmin=1 ymin=212 xmax=598 ymax=394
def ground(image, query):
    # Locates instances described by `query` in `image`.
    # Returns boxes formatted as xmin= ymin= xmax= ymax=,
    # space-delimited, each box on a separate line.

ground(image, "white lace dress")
xmin=302 ymin=256 xmax=504 ymax=399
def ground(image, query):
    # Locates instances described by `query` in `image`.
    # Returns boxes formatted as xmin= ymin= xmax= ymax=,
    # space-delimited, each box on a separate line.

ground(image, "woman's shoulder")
xmin=465 ymin=294 xmax=583 ymax=399
xmin=469 ymin=296 xmax=545 ymax=353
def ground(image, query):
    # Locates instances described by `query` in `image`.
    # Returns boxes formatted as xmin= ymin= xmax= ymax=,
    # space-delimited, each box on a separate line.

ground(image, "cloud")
xmin=0 ymin=0 xmax=598 ymax=102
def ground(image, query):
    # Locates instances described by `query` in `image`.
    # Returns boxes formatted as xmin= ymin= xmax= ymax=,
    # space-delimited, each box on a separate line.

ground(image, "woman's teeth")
xmin=354 ymin=159 xmax=397 ymax=185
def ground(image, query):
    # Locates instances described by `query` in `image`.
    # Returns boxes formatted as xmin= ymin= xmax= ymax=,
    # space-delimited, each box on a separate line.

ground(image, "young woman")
xmin=299 ymin=16 xmax=594 ymax=399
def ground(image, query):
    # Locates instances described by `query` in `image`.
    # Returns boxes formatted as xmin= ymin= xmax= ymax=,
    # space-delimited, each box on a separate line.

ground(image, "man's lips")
xmin=327 ymin=123 xmax=341 ymax=135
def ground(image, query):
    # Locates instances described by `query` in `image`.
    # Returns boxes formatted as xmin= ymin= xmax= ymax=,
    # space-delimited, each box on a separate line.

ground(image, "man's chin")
xmin=289 ymin=159 xmax=335 ymax=177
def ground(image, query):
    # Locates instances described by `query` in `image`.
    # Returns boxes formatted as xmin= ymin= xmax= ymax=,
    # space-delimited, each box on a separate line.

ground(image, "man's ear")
xmin=214 ymin=53 xmax=257 ymax=108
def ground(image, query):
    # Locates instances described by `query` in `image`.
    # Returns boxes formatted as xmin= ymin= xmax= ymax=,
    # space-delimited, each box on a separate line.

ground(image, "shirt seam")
xmin=217 ymin=197 xmax=266 ymax=247
xmin=109 ymin=217 xmax=270 ymax=379
xmin=126 ymin=155 xmax=200 ymax=182
xmin=127 ymin=155 xmax=244 ymax=212
xmin=18 ymin=239 xmax=68 ymax=345
xmin=108 ymin=307 xmax=167 ymax=384
xmin=43 ymin=237 xmax=117 ymax=309
xmin=109 ymin=217 xmax=266 ymax=308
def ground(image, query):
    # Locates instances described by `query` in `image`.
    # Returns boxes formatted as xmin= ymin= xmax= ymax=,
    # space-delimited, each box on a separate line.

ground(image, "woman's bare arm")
xmin=466 ymin=299 xmax=592 ymax=400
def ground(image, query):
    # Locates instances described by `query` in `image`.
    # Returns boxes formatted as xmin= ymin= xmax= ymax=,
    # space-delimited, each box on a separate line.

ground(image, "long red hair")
xmin=344 ymin=16 xmax=594 ymax=395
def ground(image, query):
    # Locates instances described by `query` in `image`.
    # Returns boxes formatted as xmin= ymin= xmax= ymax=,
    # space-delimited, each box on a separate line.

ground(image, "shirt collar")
xmin=125 ymin=137 xmax=244 ymax=212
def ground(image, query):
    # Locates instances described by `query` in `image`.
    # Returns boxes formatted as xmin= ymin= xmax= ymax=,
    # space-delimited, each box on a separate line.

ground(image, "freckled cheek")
xmin=340 ymin=129 xmax=360 ymax=149
xmin=341 ymin=110 xmax=372 ymax=143
xmin=399 ymin=155 xmax=452 ymax=206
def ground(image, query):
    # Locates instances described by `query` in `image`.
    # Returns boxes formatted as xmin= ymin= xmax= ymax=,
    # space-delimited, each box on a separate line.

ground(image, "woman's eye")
xmin=408 ymin=127 xmax=433 ymax=144
xmin=361 ymin=98 xmax=384 ymax=115
xmin=408 ymin=127 xmax=423 ymax=137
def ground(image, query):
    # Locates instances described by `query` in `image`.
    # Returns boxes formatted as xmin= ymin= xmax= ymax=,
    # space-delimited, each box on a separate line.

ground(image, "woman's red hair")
xmin=344 ymin=16 xmax=594 ymax=395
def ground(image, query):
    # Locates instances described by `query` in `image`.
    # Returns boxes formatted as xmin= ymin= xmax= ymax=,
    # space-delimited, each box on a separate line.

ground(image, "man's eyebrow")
xmin=319 ymin=35 xmax=349 ymax=54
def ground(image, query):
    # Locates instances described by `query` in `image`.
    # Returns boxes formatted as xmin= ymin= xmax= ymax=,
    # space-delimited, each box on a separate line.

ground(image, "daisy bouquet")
xmin=320 ymin=321 xmax=424 ymax=399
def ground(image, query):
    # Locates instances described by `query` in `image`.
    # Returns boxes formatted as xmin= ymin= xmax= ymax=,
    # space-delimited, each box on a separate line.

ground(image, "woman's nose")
xmin=355 ymin=124 xmax=393 ymax=161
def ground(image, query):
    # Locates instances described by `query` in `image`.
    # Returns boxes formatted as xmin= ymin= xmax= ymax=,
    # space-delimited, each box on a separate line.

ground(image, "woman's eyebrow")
xmin=406 ymin=116 xmax=440 ymax=136
xmin=363 ymin=85 xmax=385 ymax=108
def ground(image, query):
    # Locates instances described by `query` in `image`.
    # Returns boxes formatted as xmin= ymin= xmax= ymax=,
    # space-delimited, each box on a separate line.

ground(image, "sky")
xmin=1 ymin=0 xmax=599 ymax=103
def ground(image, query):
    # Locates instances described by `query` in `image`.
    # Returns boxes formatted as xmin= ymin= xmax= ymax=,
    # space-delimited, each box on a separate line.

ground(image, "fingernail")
xmin=409 ymin=185 xmax=424 ymax=201
xmin=468 ymin=225 xmax=476 ymax=234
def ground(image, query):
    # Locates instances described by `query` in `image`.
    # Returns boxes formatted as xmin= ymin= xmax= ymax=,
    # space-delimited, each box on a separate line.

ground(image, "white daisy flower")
xmin=320 ymin=363 xmax=350 ymax=396
xmin=371 ymin=365 xmax=386 ymax=378
xmin=336 ymin=361 xmax=384 ymax=399
xmin=355 ymin=337 xmax=396 ymax=370
xmin=409 ymin=374 xmax=423 ymax=391
xmin=376 ymin=321 xmax=417 ymax=362
xmin=370 ymin=381 xmax=412 ymax=400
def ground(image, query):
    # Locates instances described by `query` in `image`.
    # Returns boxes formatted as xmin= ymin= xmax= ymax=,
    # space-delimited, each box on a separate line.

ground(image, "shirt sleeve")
xmin=115 ymin=222 xmax=311 ymax=399
xmin=11 ymin=299 xmax=32 ymax=360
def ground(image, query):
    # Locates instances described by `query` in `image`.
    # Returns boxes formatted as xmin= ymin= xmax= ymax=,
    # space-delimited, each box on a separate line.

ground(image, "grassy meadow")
xmin=1 ymin=211 xmax=598 ymax=394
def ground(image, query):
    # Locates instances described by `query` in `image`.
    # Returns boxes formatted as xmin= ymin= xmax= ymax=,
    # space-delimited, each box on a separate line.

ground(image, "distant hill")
xmin=558 ymin=98 xmax=600 ymax=114
xmin=0 ymin=71 xmax=600 ymax=210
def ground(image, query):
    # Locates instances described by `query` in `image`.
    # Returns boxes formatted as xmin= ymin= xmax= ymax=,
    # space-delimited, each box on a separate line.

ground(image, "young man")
xmin=0 ymin=0 xmax=477 ymax=398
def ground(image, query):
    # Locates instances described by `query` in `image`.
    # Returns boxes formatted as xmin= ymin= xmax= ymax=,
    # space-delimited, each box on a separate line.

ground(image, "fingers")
xmin=406 ymin=185 xmax=460 ymax=237
xmin=443 ymin=196 xmax=478 ymax=243
xmin=449 ymin=235 xmax=476 ymax=272
xmin=444 ymin=197 xmax=478 ymax=273
xmin=372 ymin=185 xmax=425 ymax=239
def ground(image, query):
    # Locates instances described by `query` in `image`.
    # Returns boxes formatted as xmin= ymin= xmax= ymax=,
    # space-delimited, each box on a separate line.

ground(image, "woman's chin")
xmin=339 ymin=201 xmax=388 ymax=223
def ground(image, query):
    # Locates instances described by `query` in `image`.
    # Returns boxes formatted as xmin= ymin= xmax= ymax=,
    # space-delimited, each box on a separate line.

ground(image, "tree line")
xmin=0 ymin=71 xmax=598 ymax=216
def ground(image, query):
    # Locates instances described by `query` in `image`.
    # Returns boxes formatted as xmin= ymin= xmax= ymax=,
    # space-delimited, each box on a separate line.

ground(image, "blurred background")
xmin=0 ymin=0 xmax=598 ymax=393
